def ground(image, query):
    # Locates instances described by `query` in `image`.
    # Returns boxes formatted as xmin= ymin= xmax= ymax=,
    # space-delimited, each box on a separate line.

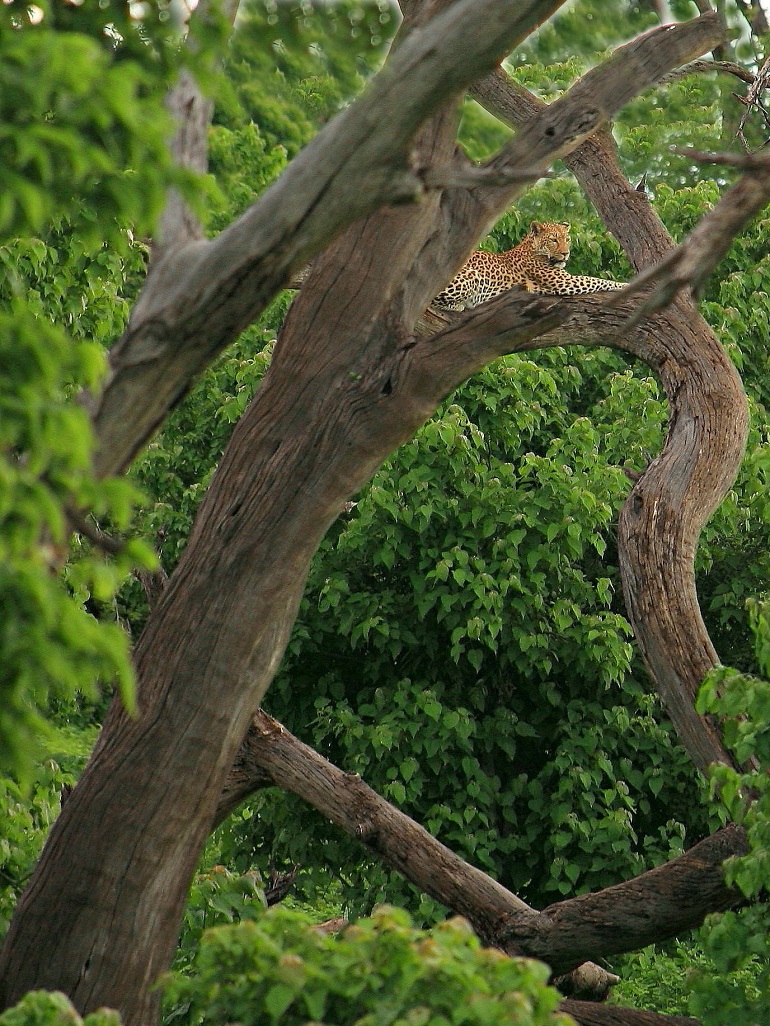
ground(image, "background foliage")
xmin=163 ymin=905 xmax=569 ymax=1026
xmin=2 ymin=0 xmax=770 ymax=1021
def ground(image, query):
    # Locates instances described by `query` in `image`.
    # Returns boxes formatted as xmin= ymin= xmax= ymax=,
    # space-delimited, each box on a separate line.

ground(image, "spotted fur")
xmin=433 ymin=221 xmax=625 ymax=311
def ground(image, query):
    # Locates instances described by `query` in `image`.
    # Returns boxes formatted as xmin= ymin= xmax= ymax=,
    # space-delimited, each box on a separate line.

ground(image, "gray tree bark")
xmin=0 ymin=5 xmax=751 ymax=1026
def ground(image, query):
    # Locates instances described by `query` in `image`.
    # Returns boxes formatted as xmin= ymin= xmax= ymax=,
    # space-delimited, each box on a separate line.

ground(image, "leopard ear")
xmin=529 ymin=221 xmax=544 ymax=234
xmin=559 ymin=222 xmax=570 ymax=228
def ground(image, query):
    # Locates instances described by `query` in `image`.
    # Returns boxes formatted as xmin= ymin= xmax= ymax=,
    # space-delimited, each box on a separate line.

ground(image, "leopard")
xmin=433 ymin=221 xmax=625 ymax=311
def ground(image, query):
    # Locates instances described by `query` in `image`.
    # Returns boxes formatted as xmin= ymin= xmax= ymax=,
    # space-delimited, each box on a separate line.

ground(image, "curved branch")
xmin=469 ymin=61 xmax=750 ymax=776
xmin=660 ymin=58 xmax=755 ymax=85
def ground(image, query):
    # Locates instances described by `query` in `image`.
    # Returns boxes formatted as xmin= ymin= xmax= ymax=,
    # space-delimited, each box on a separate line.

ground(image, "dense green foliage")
xmin=0 ymin=992 xmax=119 ymax=1026
xmin=163 ymin=906 xmax=569 ymax=1026
xmin=0 ymin=909 xmax=569 ymax=1026
xmin=0 ymin=0 xmax=190 ymax=782
xmin=2 ymin=0 xmax=770 ymax=1021
xmin=186 ymin=178 xmax=770 ymax=920
xmin=688 ymin=600 xmax=770 ymax=1026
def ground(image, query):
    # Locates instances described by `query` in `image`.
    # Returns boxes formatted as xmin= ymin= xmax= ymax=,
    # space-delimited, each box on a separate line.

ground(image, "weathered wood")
xmin=90 ymin=0 xmax=566 ymax=479
xmin=0 ymin=4 xmax=571 ymax=1020
xmin=224 ymin=711 xmax=745 ymax=978
xmin=471 ymin=59 xmax=750 ymax=777
xmin=90 ymin=10 xmax=723 ymax=480
xmin=560 ymin=1003 xmax=700 ymax=1026
xmin=501 ymin=825 xmax=747 ymax=971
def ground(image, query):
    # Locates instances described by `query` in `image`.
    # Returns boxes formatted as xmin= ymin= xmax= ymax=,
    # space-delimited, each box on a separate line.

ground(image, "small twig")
xmin=737 ymin=51 xmax=770 ymax=149
xmin=670 ymin=145 xmax=770 ymax=167
xmin=659 ymin=58 xmax=756 ymax=85
xmin=66 ymin=505 xmax=126 ymax=556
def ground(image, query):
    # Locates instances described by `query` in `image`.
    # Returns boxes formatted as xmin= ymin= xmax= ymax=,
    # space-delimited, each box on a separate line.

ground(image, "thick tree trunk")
xmin=0 ymin=6 xmax=741 ymax=1025
xmin=0 ymin=3 xmax=573 ymax=1019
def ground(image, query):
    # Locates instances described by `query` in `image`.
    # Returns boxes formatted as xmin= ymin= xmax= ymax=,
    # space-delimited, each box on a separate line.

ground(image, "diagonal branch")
xmin=478 ymin=13 xmax=725 ymax=216
xmin=559 ymin=1005 xmax=699 ymax=1026
xmin=91 ymin=8 xmax=723 ymax=481
xmin=660 ymin=58 xmax=755 ymax=85
xmin=611 ymin=155 xmax=770 ymax=326
xmin=90 ymin=0 xmax=566 ymax=479
xmin=220 ymin=710 xmax=743 ymax=1020
xmin=405 ymin=12 xmax=725 ymax=311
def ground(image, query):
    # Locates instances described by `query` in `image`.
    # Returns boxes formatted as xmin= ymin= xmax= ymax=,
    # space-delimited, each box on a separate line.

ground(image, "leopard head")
xmin=527 ymin=221 xmax=570 ymax=268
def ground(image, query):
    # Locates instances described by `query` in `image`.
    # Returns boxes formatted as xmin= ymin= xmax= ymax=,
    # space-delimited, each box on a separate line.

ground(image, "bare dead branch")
xmin=224 ymin=711 xmax=746 ymax=981
xmin=671 ymin=146 xmax=770 ymax=166
xmin=153 ymin=69 xmax=214 ymax=259
xmin=153 ymin=0 xmax=242 ymax=259
xmin=419 ymin=164 xmax=551 ymax=189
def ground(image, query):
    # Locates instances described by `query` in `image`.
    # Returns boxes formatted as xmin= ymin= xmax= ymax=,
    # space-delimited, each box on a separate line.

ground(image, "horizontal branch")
xmin=559 ymin=1003 xmax=700 ymax=1026
xmin=226 ymin=711 xmax=746 ymax=979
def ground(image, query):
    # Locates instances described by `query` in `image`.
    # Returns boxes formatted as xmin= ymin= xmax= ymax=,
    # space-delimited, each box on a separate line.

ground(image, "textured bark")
xmin=0 ymin=4 xmax=747 ymax=1024
xmin=560 ymin=1004 xmax=699 ymax=1026
xmin=0 ymin=3 xmax=569 ymax=1020
xmin=90 ymin=0 xmax=564 ymax=480
xmin=220 ymin=711 xmax=746 ymax=978
xmin=471 ymin=61 xmax=750 ymax=777
xmin=90 ymin=9 xmax=722 ymax=481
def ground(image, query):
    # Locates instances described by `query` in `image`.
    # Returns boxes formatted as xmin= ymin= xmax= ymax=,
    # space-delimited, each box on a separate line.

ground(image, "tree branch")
xmin=221 ymin=711 xmax=743 ymax=1016
xmin=606 ymin=156 xmax=770 ymax=327
xmin=470 ymin=51 xmax=749 ymax=777
xmin=222 ymin=711 xmax=747 ymax=968
xmin=560 ymin=1005 xmax=699 ymax=1026
xmin=90 ymin=0 xmax=566 ymax=479
xmin=660 ymin=58 xmax=755 ymax=85
xmin=480 ymin=13 xmax=725 ymax=210
xmin=90 ymin=8 xmax=723 ymax=481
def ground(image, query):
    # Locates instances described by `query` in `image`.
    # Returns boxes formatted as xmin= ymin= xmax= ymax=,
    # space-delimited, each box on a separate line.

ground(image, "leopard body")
xmin=433 ymin=221 xmax=625 ymax=311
